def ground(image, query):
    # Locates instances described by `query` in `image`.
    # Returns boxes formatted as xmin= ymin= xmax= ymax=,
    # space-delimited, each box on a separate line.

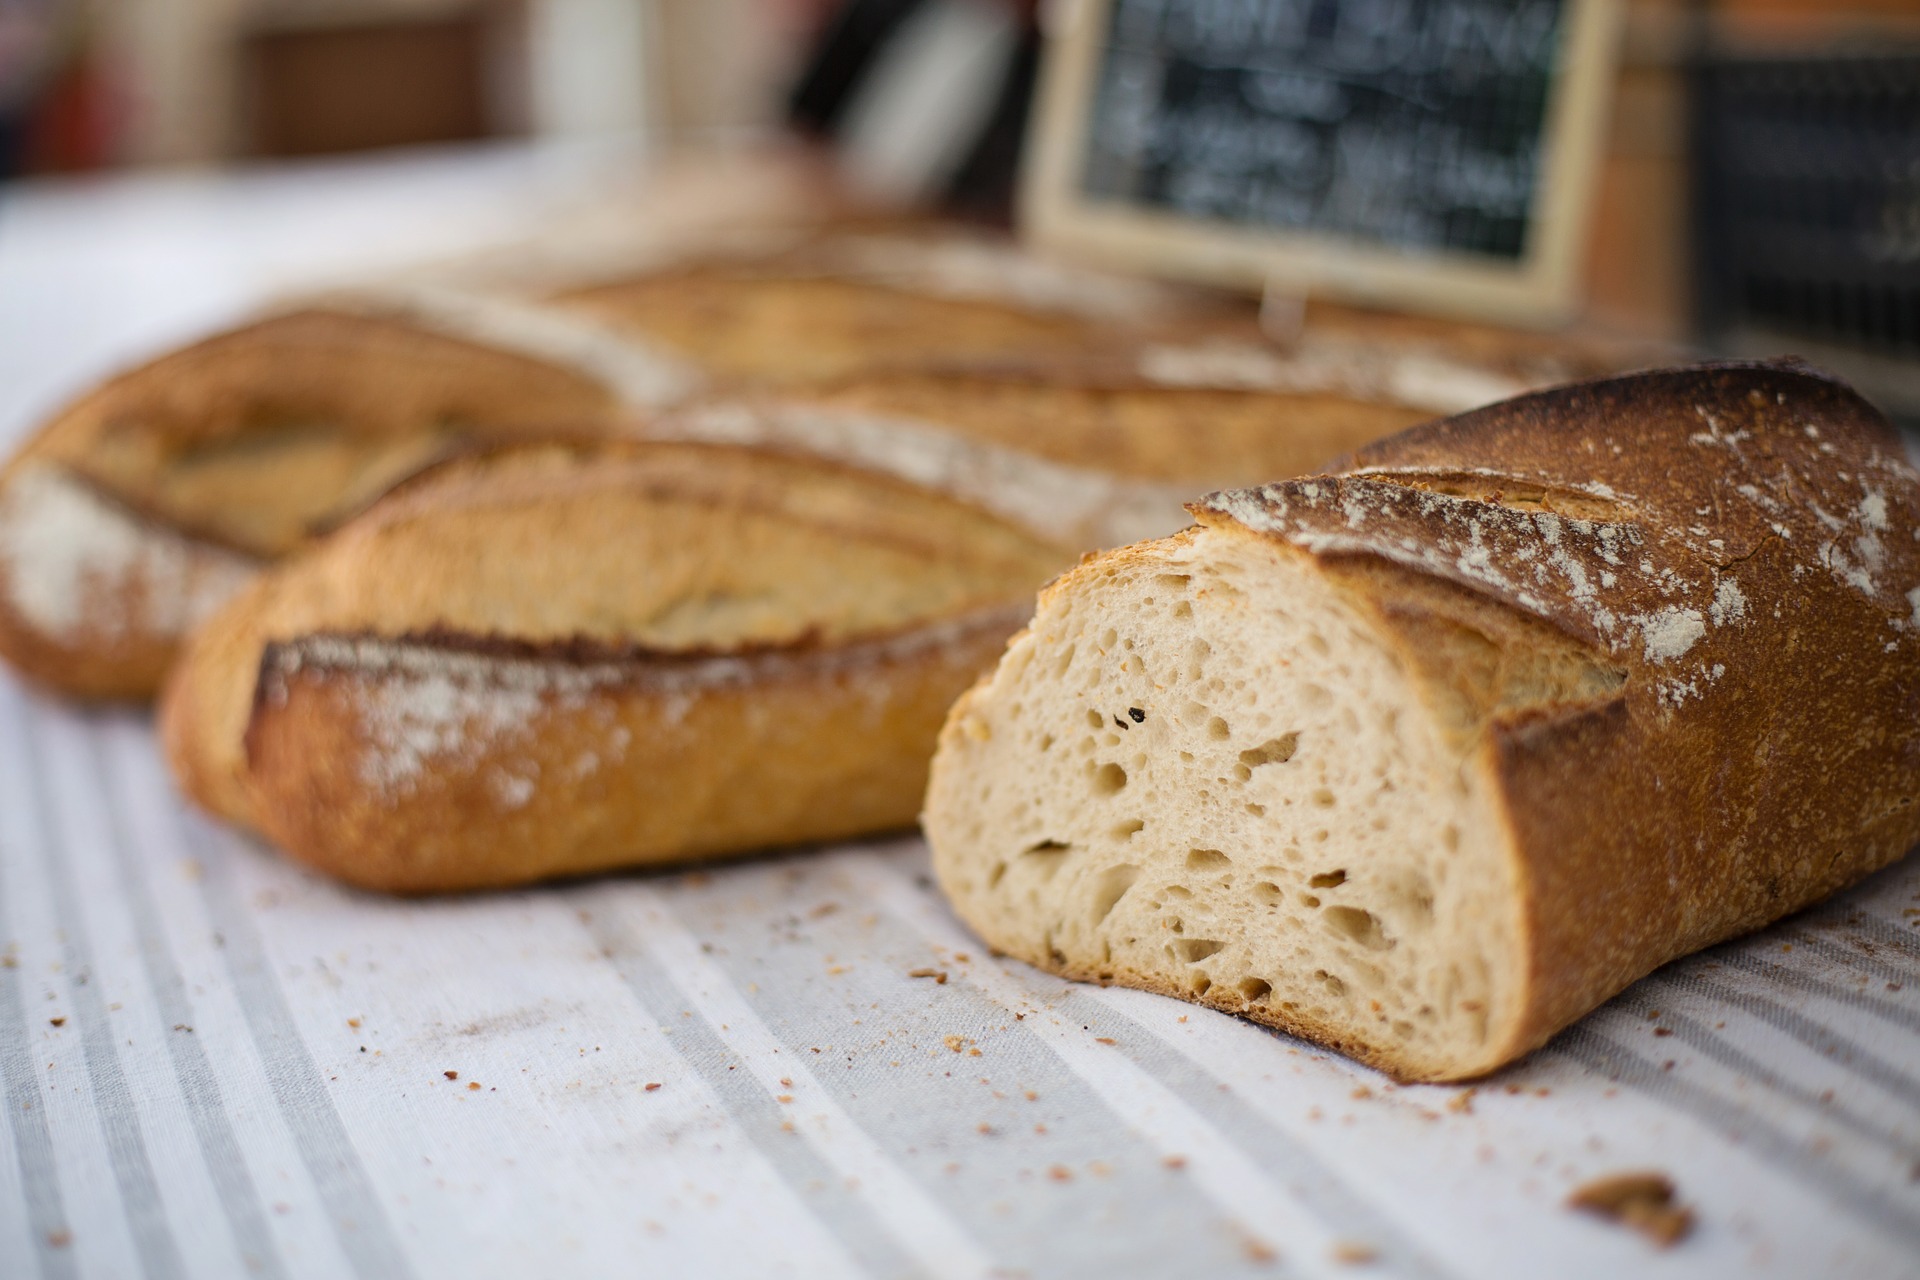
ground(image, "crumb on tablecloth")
xmin=1567 ymin=1171 xmax=1695 ymax=1246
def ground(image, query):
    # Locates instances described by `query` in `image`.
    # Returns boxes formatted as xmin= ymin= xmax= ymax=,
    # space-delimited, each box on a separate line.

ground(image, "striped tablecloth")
xmin=1 ymin=147 xmax=1917 ymax=1280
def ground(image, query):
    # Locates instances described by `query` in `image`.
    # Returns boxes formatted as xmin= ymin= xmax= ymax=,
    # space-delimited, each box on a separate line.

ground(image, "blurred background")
xmin=0 ymin=0 xmax=1916 ymax=416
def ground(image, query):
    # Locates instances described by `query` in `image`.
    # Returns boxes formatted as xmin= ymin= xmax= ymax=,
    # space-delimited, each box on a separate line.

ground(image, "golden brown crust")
xmin=735 ymin=367 xmax=1431 ymax=489
xmin=1194 ymin=359 xmax=1920 ymax=1073
xmin=242 ymin=610 xmax=1027 ymax=893
xmin=550 ymin=273 xmax=1120 ymax=384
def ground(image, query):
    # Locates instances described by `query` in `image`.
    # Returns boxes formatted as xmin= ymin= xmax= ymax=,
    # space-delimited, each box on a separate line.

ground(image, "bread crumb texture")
xmin=928 ymin=527 xmax=1520 ymax=1079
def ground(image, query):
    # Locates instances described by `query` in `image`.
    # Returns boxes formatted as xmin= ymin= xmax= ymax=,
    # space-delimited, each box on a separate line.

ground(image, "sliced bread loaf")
xmin=923 ymin=361 xmax=1920 ymax=1081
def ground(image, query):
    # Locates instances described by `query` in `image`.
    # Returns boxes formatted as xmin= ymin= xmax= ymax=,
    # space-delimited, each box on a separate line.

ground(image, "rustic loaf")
xmin=160 ymin=439 xmax=1071 ymax=892
xmin=923 ymin=360 xmax=1920 ymax=1082
xmin=0 ymin=307 xmax=627 ymax=698
xmin=632 ymin=324 xmax=1605 ymax=551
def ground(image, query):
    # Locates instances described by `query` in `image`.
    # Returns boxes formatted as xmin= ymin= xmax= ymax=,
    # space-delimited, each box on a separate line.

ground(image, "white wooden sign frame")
xmin=1021 ymin=0 xmax=1624 ymax=327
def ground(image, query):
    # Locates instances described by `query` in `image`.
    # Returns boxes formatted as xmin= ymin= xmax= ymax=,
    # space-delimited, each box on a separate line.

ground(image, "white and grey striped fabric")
xmin=1 ymin=146 xmax=1917 ymax=1280
xmin=1 ymin=692 xmax=1917 ymax=1279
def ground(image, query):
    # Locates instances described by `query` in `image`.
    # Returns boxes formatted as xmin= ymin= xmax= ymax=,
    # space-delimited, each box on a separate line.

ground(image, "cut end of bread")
xmin=925 ymin=523 xmax=1527 ymax=1081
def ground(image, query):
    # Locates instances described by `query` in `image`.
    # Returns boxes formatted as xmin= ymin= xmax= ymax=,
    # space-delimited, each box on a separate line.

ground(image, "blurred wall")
xmin=1581 ymin=0 xmax=1920 ymax=343
xmin=6 ymin=0 xmax=825 ymax=169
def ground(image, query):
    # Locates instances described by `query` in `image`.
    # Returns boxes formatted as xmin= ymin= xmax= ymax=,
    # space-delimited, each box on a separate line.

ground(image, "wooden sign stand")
xmin=1022 ymin=0 xmax=1625 ymax=330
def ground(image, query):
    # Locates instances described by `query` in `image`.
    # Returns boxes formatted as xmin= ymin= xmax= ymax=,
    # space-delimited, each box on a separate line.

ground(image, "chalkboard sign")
xmin=1022 ymin=0 xmax=1621 ymax=326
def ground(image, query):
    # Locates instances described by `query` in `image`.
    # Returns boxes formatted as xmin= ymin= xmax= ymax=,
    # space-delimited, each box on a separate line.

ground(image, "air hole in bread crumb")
xmin=1099 ymin=628 xmax=1118 ymax=650
xmin=1163 ymin=885 xmax=1192 ymax=900
xmin=1253 ymin=882 xmax=1282 ymax=906
xmin=1246 ymin=803 xmax=1266 ymax=816
xmin=1156 ymin=574 xmax=1191 ymax=590
xmin=1441 ymin=825 xmax=1461 ymax=852
xmin=1090 ymin=864 xmax=1141 ymax=922
xmin=1316 ymin=970 xmax=1347 ymax=997
xmin=1020 ymin=841 xmax=1071 ymax=880
xmin=1301 ymin=894 xmax=1321 ymax=909
xmin=1239 ymin=734 xmax=1300 ymax=769
xmin=1173 ymin=601 xmax=1193 ymax=619
xmin=1038 ymin=734 xmax=1054 ymax=752
xmin=1386 ymin=876 xmax=1435 ymax=923
xmin=1309 ymin=870 xmax=1348 ymax=889
xmin=1092 ymin=762 xmax=1128 ymax=795
xmin=1325 ymin=906 xmax=1392 ymax=951
xmin=1113 ymin=819 xmax=1145 ymax=838
xmin=1173 ymin=938 xmax=1225 ymax=964
xmin=1312 ymin=789 xmax=1337 ymax=808
xmin=1207 ymin=716 xmax=1231 ymax=740
xmin=1188 ymin=973 xmax=1212 ymax=996
xmin=1238 ymin=978 xmax=1272 ymax=1003
xmin=1186 ymin=848 xmax=1231 ymax=872
xmin=1085 ymin=709 xmax=1104 ymax=729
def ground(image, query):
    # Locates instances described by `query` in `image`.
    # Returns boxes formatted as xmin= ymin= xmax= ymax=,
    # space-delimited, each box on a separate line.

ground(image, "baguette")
xmin=161 ymin=439 xmax=1070 ymax=892
xmin=923 ymin=360 xmax=1920 ymax=1082
xmin=0 ymin=307 xmax=625 ymax=698
xmin=636 ymin=334 xmax=1606 ymax=549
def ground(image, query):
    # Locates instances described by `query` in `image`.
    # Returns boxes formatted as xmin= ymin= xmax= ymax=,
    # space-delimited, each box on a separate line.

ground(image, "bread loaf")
xmin=161 ymin=439 xmax=1070 ymax=892
xmin=923 ymin=360 xmax=1920 ymax=1082
xmin=0 ymin=308 xmax=627 ymax=698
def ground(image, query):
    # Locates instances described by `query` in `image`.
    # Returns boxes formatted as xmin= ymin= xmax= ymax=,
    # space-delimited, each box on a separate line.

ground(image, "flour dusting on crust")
xmin=1195 ymin=364 xmax=1920 ymax=714
xmin=652 ymin=401 xmax=1182 ymax=549
xmin=0 ymin=463 xmax=256 ymax=641
xmin=263 ymin=605 xmax=1031 ymax=803
xmin=824 ymin=236 xmax=1178 ymax=322
xmin=299 ymin=284 xmax=705 ymax=409
xmin=1137 ymin=338 xmax=1532 ymax=414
